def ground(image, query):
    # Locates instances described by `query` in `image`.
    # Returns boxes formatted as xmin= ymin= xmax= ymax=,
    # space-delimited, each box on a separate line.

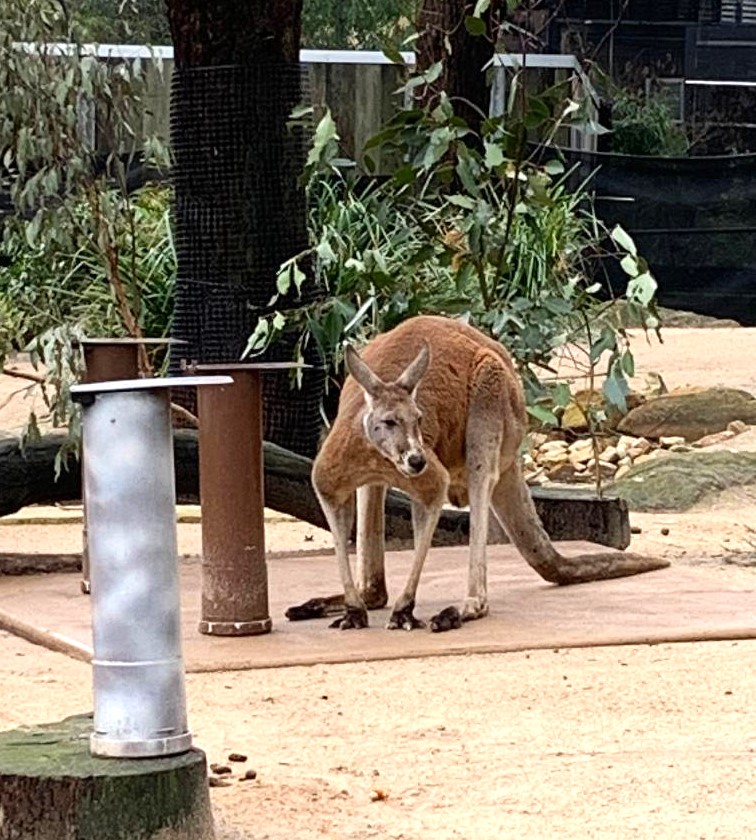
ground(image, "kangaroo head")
xmin=345 ymin=341 xmax=430 ymax=477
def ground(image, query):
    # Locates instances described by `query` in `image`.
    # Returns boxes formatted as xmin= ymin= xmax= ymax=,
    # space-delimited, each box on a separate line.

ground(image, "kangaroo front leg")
xmin=356 ymin=484 xmax=388 ymax=609
xmin=315 ymin=491 xmax=367 ymax=629
xmin=387 ymin=493 xmax=444 ymax=631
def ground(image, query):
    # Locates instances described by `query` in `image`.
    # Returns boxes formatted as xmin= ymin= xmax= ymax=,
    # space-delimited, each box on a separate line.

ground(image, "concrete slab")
xmin=0 ymin=542 xmax=753 ymax=673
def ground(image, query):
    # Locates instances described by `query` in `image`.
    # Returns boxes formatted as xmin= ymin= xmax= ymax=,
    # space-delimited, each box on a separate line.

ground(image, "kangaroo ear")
xmin=345 ymin=344 xmax=384 ymax=399
xmin=395 ymin=341 xmax=430 ymax=394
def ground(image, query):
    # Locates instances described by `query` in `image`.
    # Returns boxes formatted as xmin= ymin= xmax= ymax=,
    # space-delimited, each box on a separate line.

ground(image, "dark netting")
xmin=562 ymin=149 xmax=756 ymax=325
xmin=168 ymin=63 xmax=325 ymax=457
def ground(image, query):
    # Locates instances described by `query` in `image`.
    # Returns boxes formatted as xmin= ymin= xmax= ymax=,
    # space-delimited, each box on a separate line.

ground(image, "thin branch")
xmin=171 ymin=402 xmax=198 ymax=428
xmin=2 ymin=367 xmax=46 ymax=384
xmin=0 ymin=383 xmax=36 ymax=413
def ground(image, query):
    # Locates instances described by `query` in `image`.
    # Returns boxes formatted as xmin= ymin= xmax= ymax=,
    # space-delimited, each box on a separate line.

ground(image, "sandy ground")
xmin=1 ymin=327 xmax=756 ymax=838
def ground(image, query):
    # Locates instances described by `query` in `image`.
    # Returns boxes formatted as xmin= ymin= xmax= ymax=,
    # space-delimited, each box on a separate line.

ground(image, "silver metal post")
xmin=71 ymin=376 xmax=231 ymax=759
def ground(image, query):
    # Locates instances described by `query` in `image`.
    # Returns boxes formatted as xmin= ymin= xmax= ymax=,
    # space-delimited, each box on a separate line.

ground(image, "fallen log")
xmin=0 ymin=432 xmax=630 ymax=550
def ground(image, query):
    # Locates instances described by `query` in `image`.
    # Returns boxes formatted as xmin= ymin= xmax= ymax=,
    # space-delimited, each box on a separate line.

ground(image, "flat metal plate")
xmin=187 ymin=362 xmax=311 ymax=372
xmin=71 ymin=376 xmax=233 ymax=395
xmin=75 ymin=337 xmax=187 ymax=346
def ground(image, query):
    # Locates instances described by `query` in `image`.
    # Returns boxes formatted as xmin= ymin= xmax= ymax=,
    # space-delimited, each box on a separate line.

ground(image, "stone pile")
xmin=524 ymin=420 xmax=751 ymax=487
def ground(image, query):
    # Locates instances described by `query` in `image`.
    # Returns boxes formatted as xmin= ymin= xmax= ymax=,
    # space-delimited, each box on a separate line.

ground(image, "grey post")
xmin=71 ymin=376 xmax=231 ymax=759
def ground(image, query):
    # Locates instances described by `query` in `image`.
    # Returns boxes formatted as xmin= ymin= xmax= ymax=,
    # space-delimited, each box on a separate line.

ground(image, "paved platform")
xmin=0 ymin=542 xmax=753 ymax=672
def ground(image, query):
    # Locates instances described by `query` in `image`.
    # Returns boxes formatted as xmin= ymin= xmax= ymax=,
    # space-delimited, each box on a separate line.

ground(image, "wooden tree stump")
xmin=0 ymin=714 xmax=214 ymax=840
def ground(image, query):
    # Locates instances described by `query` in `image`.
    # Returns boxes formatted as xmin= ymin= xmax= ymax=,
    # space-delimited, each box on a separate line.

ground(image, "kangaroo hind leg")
xmin=356 ymin=484 xmax=389 ymax=609
xmin=429 ymin=353 xmax=504 ymax=631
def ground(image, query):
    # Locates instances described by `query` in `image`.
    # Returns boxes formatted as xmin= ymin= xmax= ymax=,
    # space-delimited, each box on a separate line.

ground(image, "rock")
xmin=539 ymin=439 xmax=569 ymax=454
xmin=587 ymin=458 xmax=618 ymax=477
xmin=228 ymin=753 xmax=248 ymax=763
xmin=728 ymin=420 xmax=750 ymax=435
xmin=568 ymin=438 xmax=594 ymax=455
xmin=529 ymin=432 xmax=549 ymax=449
xmin=659 ymin=436 xmax=686 ymax=448
xmin=617 ymin=387 xmax=756 ymax=441
xmin=669 ymin=444 xmax=694 ymax=453
xmin=632 ymin=448 xmax=670 ymax=466
xmin=627 ymin=437 xmax=653 ymax=459
xmin=661 ymin=527 xmax=670 ymax=536
xmin=600 ymin=445 xmax=620 ymax=463
xmin=547 ymin=463 xmax=579 ymax=482
xmin=609 ymin=451 xmax=756 ymax=512
xmin=538 ymin=449 xmax=570 ymax=466
xmin=241 ymin=769 xmax=258 ymax=781
xmin=692 ymin=429 xmax=736 ymax=448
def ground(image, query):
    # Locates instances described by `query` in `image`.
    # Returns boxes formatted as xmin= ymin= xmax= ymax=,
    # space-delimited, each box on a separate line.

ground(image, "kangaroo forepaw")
xmin=386 ymin=602 xmax=426 ymax=631
xmin=429 ymin=605 xmax=463 ymax=633
xmin=329 ymin=606 xmax=369 ymax=630
xmin=461 ymin=597 xmax=489 ymax=623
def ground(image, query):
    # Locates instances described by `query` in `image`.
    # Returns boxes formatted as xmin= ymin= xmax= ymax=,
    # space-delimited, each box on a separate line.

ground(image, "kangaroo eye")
xmin=384 ymin=418 xmax=397 ymax=428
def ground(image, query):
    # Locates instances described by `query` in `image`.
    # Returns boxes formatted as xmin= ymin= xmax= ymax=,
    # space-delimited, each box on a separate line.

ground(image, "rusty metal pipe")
xmin=188 ymin=362 xmax=303 ymax=636
xmin=71 ymin=375 xmax=230 ymax=759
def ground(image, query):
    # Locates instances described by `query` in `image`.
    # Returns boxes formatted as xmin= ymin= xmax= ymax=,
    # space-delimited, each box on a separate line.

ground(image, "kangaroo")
xmin=302 ymin=315 xmax=668 ymax=632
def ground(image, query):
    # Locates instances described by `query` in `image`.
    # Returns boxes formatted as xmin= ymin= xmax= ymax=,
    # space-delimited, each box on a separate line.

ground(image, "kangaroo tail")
xmin=490 ymin=467 xmax=669 ymax=585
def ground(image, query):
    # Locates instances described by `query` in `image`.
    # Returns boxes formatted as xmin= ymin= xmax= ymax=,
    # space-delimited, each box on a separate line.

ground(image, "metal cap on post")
xmin=71 ymin=375 xmax=231 ymax=759
xmin=186 ymin=362 xmax=306 ymax=637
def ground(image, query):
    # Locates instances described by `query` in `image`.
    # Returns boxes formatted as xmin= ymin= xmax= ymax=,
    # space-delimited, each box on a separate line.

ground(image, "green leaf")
xmin=543 ymin=159 xmax=564 ymax=176
xmin=620 ymin=253 xmax=638 ymax=277
xmin=620 ymin=350 xmax=636 ymax=377
xmin=272 ymin=311 xmax=286 ymax=331
xmin=627 ymin=272 xmax=658 ymax=306
xmin=483 ymin=141 xmax=505 ymax=169
xmin=524 ymin=97 xmax=551 ymax=129
xmin=276 ymin=265 xmax=292 ymax=296
xmin=527 ymin=404 xmax=558 ymax=427
xmin=465 ymin=16 xmax=487 ymax=36
xmin=316 ymin=240 xmax=336 ymax=265
xmin=611 ymin=224 xmax=637 ymax=257
xmin=446 ymin=194 xmax=476 ymax=210
xmin=553 ymin=382 xmax=572 ymax=408
xmin=602 ymin=374 xmax=628 ymax=413
xmin=382 ymin=45 xmax=406 ymax=66
xmin=474 ymin=0 xmax=492 ymax=15
xmin=306 ymin=110 xmax=339 ymax=169
xmin=292 ymin=265 xmax=307 ymax=294
xmin=590 ymin=326 xmax=617 ymax=363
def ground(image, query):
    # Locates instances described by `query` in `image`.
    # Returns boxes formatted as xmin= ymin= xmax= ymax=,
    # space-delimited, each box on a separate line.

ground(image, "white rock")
xmin=659 ymin=435 xmax=686 ymax=448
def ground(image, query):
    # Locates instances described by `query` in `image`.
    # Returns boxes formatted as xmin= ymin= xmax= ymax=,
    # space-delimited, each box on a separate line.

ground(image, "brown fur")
xmin=309 ymin=315 xmax=669 ymax=631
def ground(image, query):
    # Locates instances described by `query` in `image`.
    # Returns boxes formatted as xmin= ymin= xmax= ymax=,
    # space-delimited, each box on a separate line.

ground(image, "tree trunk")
xmin=0 ymin=714 xmax=213 ymax=840
xmin=415 ymin=0 xmax=503 ymax=134
xmin=164 ymin=0 xmax=325 ymax=458
xmin=0 ymin=434 xmax=631 ymax=556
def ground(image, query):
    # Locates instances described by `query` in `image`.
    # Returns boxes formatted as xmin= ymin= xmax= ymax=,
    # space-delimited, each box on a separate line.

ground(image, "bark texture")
xmin=415 ymin=0 xmax=503 ymax=133
xmin=0 ymin=434 xmax=631 ymax=552
xmin=0 ymin=714 xmax=213 ymax=840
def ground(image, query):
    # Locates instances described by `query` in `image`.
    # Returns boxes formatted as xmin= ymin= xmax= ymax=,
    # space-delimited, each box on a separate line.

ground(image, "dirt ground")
xmin=1 ymin=327 xmax=755 ymax=839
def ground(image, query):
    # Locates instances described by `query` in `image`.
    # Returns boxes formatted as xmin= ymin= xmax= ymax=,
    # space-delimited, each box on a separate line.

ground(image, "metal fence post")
xmin=71 ymin=375 xmax=230 ymax=759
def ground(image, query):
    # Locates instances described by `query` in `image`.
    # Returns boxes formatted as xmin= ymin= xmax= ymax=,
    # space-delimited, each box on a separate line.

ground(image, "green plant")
xmin=0 ymin=0 xmax=171 ymax=458
xmin=611 ymin=92 xmax=689 ymax=157
xmin=247 ymin=75 xmax=658 ymax=437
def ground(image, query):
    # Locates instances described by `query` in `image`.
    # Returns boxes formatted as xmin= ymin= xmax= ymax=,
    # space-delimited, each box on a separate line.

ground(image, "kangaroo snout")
xmin=405 ymin=452 xmax=427 ymax=475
